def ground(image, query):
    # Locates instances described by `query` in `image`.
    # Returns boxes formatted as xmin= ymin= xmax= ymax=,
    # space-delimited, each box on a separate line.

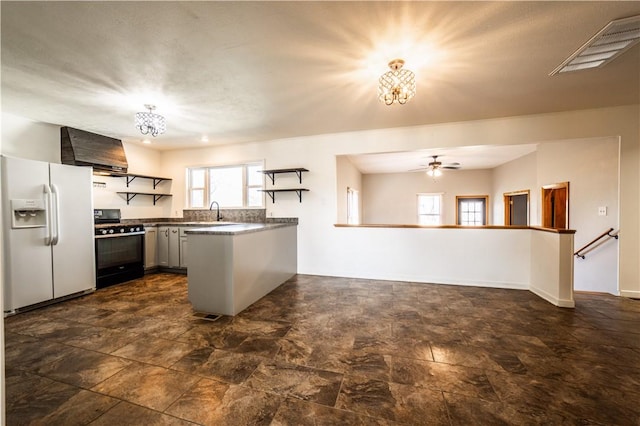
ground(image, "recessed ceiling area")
xmin=346 ymin=144 xmax=539 ymax=175
xmin=1 ymin=2 xmax=639 ymax=150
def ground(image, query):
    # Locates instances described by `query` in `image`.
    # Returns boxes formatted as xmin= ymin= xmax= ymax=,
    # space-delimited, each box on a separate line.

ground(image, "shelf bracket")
xmin=295 ymin=170 xmax=304 ymax=184
xmin=265 ymin=172 xmax=275 ymax=185
xmin=152 ymin=178 xmax=166 ymax=189
xmin=126 ymin=176 xmax=137 ymax=187
xmin=266 ymin=191 xmax=276 ymax=203
xmin=294 ymin=189 xmax=304 ymax=202
xmin=153 ymin=194 xmax=167 ymax=205
xmin=125 ymin=193 xmax=137 ymax=205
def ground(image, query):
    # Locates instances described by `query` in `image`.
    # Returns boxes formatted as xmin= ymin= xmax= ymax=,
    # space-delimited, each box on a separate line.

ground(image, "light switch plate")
xmin=598 ymin=206 xmax=607 ymax=216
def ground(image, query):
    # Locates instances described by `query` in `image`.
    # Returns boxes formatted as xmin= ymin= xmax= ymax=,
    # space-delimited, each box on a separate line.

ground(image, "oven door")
xmin=95 ymin=232 xmax=145 ymax=288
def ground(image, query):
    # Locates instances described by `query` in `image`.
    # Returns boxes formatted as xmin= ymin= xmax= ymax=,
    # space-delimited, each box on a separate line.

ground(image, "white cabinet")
xmin=157 ymin=226 xmax=170 ymax=267
xmin=144 ymin=226 xmax=158 ymax=269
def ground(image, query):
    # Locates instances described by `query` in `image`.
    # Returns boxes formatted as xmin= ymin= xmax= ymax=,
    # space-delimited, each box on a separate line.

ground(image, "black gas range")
xmin=94 ymin=209 xmax=145 ymax=288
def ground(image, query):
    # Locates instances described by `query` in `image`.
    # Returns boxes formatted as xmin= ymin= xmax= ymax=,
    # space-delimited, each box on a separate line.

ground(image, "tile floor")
xmin=4 ymin=273 xmax=640 ymax=425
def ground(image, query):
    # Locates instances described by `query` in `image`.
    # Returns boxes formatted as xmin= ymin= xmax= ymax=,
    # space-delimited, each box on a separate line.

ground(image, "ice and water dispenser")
xmin=11 ymin=199 xmax=46 ymax=228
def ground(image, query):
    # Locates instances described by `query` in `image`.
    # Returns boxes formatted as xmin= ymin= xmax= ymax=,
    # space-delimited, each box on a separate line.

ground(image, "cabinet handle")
xmin=172 ymin=229 xmax=178 ymax=233
xmin=165 ymin=229 xmax=169 ymax=237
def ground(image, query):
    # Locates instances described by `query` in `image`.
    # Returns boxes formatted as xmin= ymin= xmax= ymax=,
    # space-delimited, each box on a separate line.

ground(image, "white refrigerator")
xmin=1 ymin=155 xmax=96 ymax=313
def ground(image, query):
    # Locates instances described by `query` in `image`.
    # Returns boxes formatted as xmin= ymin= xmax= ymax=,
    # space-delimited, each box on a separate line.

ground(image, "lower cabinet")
xmin=168 ymin=227 xmax=180 ymax=267
xmin=179 ymin=227 xmax=188 ymax=268
xmin=156 ymin=225 xmax=187 ymax=270
xmin=157 ymin=226 xmax=170 ymax=267
xmin=144 ymin=226 xmax=158 ymax=269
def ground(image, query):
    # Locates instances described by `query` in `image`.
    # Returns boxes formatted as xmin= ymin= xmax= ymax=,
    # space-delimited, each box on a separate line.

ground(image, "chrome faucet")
xmin=209 ymin=201 xmax=222 ymax=221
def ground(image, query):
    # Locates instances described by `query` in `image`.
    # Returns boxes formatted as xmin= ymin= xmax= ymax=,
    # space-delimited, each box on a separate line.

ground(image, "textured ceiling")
xmin=2 ymin=1 xmax=639 ymax=153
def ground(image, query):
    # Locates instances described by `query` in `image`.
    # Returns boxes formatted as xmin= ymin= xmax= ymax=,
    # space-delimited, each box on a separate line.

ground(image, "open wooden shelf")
xmin=260 ymin=188 xmax=309 ymax=203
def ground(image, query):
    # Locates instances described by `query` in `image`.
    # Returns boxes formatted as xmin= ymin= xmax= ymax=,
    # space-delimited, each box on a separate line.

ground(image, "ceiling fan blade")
xmin=408 ymin=167 xmax=429 ymax=172
xmin=442 ymin=163 xmax=461 ymax=169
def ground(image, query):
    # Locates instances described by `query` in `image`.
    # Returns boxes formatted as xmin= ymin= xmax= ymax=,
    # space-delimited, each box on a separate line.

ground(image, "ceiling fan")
xmin=411 ymin=155 xmax=461 ymax=177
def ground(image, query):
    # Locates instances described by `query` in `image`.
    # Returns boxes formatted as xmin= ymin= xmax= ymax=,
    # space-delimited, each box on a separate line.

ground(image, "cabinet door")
xmin=157 ymin=226 xmax=170 ymax=267
xmin=168 ymin=227 xmax=180 ymax=267
xmin=180 ymin=236 xmax=188 ymax=268
xmin=144 ymin=227 xmax=158 ymax=269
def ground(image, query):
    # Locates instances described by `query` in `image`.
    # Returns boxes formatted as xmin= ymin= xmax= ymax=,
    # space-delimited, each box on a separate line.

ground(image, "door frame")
xmin=503 ymin=189 xmax=530 ymax=226
xmin=541 ymin=182 xmax=570 ymax=229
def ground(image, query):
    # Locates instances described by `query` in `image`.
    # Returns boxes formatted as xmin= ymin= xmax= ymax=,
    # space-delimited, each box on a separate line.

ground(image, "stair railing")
xmin=574 ymin=227 xmax=618 ymax=259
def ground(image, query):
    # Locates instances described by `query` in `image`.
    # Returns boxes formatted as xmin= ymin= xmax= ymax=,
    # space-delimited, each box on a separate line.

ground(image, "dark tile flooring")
xmin=4 ymin=273 xmax=640 ymax=425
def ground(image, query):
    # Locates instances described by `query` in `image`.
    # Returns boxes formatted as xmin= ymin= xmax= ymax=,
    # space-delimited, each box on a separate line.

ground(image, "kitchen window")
xmin=187 ymin=162 xmax=264 ymax=208
xmin=417 ymin=193 xmax=442 ymax=225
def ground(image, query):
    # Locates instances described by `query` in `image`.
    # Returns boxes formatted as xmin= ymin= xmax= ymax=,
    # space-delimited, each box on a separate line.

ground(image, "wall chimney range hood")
xmin=61 ymin=126 xmax=128 ymax=174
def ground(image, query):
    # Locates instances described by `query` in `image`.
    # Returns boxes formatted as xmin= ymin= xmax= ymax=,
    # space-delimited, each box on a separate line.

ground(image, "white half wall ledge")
xmin=327 ymin=225 xmax=575 ymax=308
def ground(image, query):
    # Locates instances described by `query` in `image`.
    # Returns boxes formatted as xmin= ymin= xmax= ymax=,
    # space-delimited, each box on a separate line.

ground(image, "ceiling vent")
xmin=550 ymin=14 xmax=640 ymax=75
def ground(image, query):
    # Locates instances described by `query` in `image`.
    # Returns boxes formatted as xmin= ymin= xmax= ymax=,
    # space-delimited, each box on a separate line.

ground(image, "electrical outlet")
xmin=598 ymin=206 xmax=607 ymax=216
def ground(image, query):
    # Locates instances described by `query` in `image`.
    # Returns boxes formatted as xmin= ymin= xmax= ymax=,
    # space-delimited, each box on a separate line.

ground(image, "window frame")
xmin=455 ymin=195 xmax=489 ymax=226
xmin=417 ymin=193 xmax=443 ymax=226
xmin=186 ymin=161 xmax=265 ymax=209
xmin=347 ymin=187 xmax=360 ymax=225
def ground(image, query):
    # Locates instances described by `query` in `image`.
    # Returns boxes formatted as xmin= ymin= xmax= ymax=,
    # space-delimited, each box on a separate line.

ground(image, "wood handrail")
xmin=574 ymin=228 xmax=618 ymax=259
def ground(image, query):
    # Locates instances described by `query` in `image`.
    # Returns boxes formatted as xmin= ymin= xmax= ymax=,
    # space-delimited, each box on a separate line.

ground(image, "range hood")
xmin=61 ymin=126 xmax=128 ymax=174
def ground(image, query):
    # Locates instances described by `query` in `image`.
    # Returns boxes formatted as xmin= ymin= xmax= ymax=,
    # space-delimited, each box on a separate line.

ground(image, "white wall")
xmin=537 ymin=137 xmax=620 ymax=294
xmin=335 ymin=156 xmax=362 ymax=224
xmin=92 ymin=142 xmax=169 ymax=219
xmin=361 ymin=169 xmax=493 ymax=225
xmin=1 ymin=113 xmax=60 ymax=163
xmin=492 ymin=151 xmax=538 ymax=225
xmin=491 ymin=138 xmax=620 ymax=294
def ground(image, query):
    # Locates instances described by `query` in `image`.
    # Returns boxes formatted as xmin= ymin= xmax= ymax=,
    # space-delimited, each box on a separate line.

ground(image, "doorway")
xmin=542 ymin=182 xmax=569 ymax=229
xmin=504 ymin=190 xmax=529 ymax=226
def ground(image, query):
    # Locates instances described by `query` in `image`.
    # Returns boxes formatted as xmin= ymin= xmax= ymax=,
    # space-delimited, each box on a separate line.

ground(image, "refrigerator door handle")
xmin=43 ymin=183 xmax=53 ymax=245
xmin=51 ymin=184 xmax=61 ymax=245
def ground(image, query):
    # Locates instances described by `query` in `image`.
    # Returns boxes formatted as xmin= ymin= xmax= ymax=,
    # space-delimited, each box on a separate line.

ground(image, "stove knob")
xmin=108 ymin=229 xmax=114 ymax=234
xmin=101 ymin=229 xmax=108 ymax=235
xmin=136 ymin=227 xmax=142 ymax=232
xmin=120 ymin=228 xmax=125 ymax=233
xmin=130 ymin=227 xmax=136 ymax=232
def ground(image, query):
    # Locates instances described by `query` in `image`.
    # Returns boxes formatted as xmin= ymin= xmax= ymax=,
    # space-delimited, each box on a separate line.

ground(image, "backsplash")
xmin=183 ymin=208 xmax=266 ymax=223
xmin=124 ymin=209 xmax=298 ymax=225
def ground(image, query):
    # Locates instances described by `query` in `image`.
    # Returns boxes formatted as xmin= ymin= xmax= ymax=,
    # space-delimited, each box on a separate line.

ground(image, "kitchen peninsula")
xmin=186 ymin=222 xmax=297 ymax=315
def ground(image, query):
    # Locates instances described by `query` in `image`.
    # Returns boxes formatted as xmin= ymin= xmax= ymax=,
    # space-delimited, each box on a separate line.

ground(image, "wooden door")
xmin=542 ymin=182 xmax=569 ymax=229
xmin=504 ymin=191 xmax=529 ymax=226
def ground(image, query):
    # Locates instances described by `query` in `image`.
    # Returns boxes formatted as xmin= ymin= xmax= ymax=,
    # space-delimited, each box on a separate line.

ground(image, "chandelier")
xmin=378 ymin=59 xmax=416 ymax=105
xmin=135 ymin=104 xmax=166 ymax=137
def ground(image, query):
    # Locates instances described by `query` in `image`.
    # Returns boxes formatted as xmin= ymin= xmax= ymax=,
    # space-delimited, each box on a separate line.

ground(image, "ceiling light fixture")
xmin=378 ymin=59 xmax=416 ymax=105
xmin=426 ymin=168 xmax=442 ymax=177
xmin=135 ymin=104 xmax=166 ymax=137
xmin=550 ymin=14 xmax=640 ymax=75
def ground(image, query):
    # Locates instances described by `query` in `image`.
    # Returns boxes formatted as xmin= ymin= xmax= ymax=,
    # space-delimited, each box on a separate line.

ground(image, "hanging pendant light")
xmin=135 ymin=104 xmax=166 ymax=137
xmin=378 ymin=59 xmax=416 ymax=105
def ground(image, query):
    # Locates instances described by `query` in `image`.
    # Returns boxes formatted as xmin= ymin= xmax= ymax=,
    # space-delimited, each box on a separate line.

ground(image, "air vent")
xmin=550 ymin=14 xmax=640 ymax=75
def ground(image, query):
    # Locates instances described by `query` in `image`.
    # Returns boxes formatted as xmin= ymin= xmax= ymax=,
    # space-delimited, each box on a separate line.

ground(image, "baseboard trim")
xmin=529 ymin=286 xmax=575 ymax=308
xmin=620 ymin=290 xmax=640 ymax=299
